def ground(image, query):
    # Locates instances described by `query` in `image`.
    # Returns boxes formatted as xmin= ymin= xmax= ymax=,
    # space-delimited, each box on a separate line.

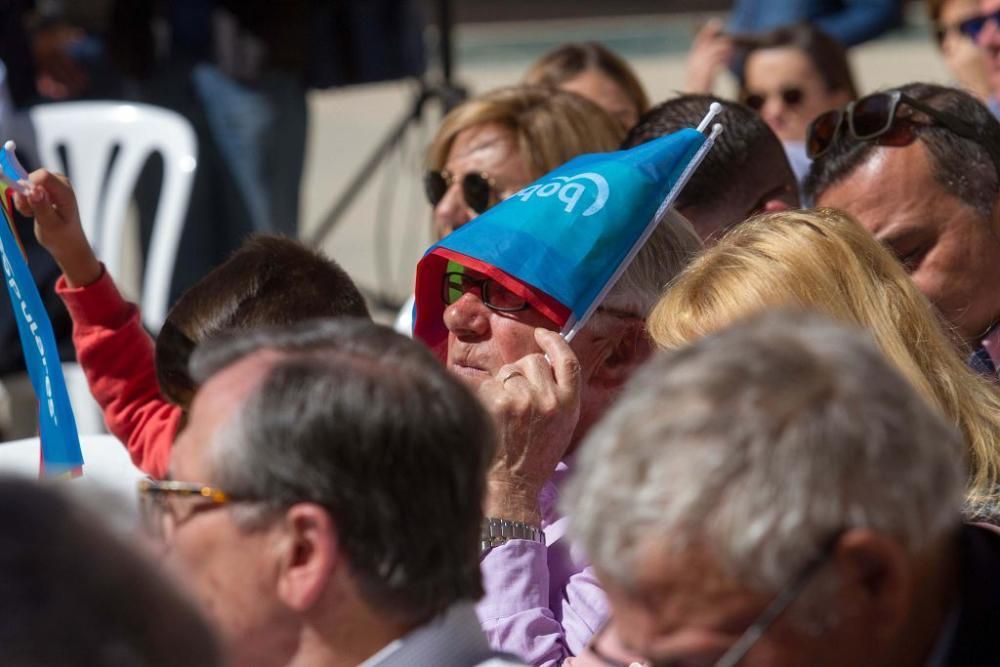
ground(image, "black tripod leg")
xmin=307 ymin=91 xmax=429 ymax=247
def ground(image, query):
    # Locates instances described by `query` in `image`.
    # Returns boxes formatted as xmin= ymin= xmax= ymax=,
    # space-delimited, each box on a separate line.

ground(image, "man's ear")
xmin=589 ymin=318 xmax=651 ymax=388
xmin=763 ymin=197 xmax=793 ymax=213
xmin=831 ymin=529 xmax=912 ymax=642
xmin=275 ymin=504 xmax=339 ymax=613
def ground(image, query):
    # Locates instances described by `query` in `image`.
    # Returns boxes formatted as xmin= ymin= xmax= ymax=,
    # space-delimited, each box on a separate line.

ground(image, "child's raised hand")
xmin=11 ymin=169 xmax=101 ymax=287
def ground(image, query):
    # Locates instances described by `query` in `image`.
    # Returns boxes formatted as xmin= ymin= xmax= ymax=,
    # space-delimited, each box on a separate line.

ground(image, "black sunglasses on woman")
xmin=424 ymin=169 xmax=498 ymax=215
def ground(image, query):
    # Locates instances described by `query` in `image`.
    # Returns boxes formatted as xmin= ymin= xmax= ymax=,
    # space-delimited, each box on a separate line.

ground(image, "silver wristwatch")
xmin=480 ymin=517 xmax=545 ymax=557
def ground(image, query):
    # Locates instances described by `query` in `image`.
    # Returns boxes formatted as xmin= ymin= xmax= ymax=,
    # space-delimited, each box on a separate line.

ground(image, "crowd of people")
xmin=6 ymin=1 xmax=1000 ymax=665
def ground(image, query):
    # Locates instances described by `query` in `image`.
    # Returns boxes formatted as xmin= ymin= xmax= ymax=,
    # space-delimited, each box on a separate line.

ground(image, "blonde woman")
xmin=397 ymin=85 xmax=624 ymax=333
xmin=425 ymin=85 xmax=624 ymax=240
xmin=648 ymin=207 xmax=1000 ymax=515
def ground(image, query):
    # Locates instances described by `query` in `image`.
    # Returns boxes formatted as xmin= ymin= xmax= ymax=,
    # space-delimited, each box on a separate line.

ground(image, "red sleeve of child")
xmin=56 ymin=269 xmax=180 ymax=478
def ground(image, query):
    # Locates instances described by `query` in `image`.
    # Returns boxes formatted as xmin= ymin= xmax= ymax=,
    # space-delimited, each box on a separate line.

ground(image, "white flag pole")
xmin=561 ymin=105 xmax=724 ymax=343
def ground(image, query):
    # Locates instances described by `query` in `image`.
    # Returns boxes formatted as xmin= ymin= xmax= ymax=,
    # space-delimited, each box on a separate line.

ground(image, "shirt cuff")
xmin=56 ymin=266 xmax=134 ymax=328
xmin=478 ymin=538 xmax=550 ymax=619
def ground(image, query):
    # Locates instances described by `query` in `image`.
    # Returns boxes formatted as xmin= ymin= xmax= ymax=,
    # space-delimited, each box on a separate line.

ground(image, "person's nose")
xmin=761 ymin=95 xmax=785 ymax=125
xmin=442 ymin=291 xmax=491 ymax=338
xmin=433 ymin=183 xmax=474 ymax=240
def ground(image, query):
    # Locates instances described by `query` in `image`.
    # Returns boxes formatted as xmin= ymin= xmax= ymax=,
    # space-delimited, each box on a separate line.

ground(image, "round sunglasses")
xmin=424 ymin=170 xmax=498 ymax=215
xmin=743 ymin=87 xmax=804 ymax=112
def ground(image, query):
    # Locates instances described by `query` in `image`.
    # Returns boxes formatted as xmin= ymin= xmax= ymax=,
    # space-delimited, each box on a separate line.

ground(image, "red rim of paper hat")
xmin=415 ymin=246 xmax=571 ymax=352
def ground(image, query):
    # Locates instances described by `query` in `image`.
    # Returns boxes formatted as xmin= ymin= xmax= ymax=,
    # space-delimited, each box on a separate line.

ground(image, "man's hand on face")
xmin=480 ymin=328 xmax=582 ymax=525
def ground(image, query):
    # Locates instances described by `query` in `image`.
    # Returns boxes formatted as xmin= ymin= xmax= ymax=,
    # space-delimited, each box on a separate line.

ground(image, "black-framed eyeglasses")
xmin=805 ymin=90 xmax=985 ymax=161
xmin=424 ymin=169 xmax=498 ymax=215
xmin=585 ymin=530 xmax=845 ymax=667
xmin=441 ymin=271 xmax=529 ymax=313
xmin=959 ymin=10 xmax=1000 ymax=41
xmin=137 ymin=478 xmax=255 ymax=540
xmin=744 ymin=87 xmax=804 ymax=112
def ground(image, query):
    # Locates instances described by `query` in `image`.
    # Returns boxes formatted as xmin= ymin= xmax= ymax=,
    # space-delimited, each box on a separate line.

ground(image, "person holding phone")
xmin=686 ymin=21 xmax=857 ymax=186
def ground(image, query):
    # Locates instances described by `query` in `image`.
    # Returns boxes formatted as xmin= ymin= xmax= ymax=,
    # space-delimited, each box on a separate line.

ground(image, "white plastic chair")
xmin=28 ymin=101 xmax=198 ymax=331
xmin=18 ymin=102 xmax=197 ymax=435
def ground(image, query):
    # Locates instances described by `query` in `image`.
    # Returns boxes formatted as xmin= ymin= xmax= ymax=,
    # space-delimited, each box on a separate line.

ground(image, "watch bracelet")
xmin=480 ymin=517 xmax=545 ymax=556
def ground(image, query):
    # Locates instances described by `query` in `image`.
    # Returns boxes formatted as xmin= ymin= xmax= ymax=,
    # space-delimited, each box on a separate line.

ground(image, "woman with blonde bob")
xmin=425 ymin=85 xmax=624 ymax=241
xmin=648 ymin=208 xmax=1000 ymax=515
xmin=397 ymin=85 xmax=624 ymax=333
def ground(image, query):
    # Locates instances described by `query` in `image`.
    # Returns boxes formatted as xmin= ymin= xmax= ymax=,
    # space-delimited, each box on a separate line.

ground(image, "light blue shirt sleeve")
xmin=728 ymin=0 xmax=901 ymax=47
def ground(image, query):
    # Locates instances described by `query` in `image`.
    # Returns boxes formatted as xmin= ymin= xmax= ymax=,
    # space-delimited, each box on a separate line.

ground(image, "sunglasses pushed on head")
xmin=806 ymin=90 xmax=984 ymax=159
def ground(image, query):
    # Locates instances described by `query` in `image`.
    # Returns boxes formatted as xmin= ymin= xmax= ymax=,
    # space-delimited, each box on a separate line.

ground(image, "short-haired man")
xmin=623 ymin=94 xmax=799 ymax=241
xmin=567 ymin=310 xmax=1000 ymax=666
xmin=807 ymin=82 xmax=1000 ymax=376
xmin=139 ymin=319 xmax=523 ymax=666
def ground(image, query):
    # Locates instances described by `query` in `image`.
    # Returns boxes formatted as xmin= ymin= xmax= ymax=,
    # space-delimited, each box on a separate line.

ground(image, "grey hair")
xmin=600 ymin=209 xmax=702 ymax=320
xmin=189 ymin=318 xmax=495 ymax=626
xmin=564 ymin=310 xmax=965 ymax=600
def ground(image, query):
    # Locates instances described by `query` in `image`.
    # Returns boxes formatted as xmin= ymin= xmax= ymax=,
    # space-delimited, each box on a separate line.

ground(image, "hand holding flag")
xmin=11 ymin=169 xmax=103 ymax=289
xmin=0 ymin=141 xmax=83 ymax=477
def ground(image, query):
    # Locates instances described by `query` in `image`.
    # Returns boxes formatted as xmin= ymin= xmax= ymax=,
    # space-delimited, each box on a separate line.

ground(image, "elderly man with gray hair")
xmin=138 ymin=318 xmax=525 ymax=667
xmin=565 ymin=310 xmax=1000 ymax=666
xmin=418 ymin=212 xmax=702 ymax=665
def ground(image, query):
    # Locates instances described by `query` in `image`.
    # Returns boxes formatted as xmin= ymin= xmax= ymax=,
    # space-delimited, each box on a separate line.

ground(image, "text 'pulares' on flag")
xmin=412 ymin=122 xmax=718 ymax=356
xmin=0 ymin=141 xmax=83 ymax=477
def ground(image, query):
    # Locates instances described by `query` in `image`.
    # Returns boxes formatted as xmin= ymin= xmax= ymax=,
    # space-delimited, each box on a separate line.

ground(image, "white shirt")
xmin=393 ymin=295 xmax=415 ymax=337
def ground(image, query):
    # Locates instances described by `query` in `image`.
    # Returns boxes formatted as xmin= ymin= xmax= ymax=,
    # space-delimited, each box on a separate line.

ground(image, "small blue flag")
xmin=0 ymin=143 xmax=83 ymax=477
xmin=414 ymin=121 xmax=719 ymax=354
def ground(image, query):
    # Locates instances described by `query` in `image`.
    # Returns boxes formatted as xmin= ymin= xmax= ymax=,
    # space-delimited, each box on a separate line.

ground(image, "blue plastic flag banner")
xmin=0 ymin=151 xmax=83 ymax=477
xmin=413 ymin=112 xmax=722 ymax=355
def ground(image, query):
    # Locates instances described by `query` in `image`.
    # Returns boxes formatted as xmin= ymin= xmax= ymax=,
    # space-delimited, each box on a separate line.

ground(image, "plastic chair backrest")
xmin=28 ymin=102 xmax=197 ymax=330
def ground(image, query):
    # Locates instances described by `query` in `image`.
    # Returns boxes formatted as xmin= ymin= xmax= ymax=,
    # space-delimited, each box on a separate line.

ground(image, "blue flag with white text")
xmin=413 ymin=127 xmax=714 ymax=353
xmin=0 ymin=186 xmax=83 ymax=476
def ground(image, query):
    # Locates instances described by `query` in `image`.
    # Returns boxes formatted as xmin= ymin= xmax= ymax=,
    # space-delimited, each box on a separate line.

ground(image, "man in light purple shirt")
xmin=436 ymin=211 xmax=702 ymax=665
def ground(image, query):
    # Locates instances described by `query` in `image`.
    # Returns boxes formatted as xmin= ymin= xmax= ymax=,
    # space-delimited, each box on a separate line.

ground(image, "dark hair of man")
xmin=805 ymin=82 xmax=1000 ymax=219
xmin=623 ymin=94 xmax=793 ymax=218
xmin=735 ymin=23 xmax=858 ymax=99
xmin=0 ymin=477 xmax=221 ymax=666
xmin=190 ymin=318 xmax=495 ymax=627
xmin=155 ymin=235 xmax=370 ymax=408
